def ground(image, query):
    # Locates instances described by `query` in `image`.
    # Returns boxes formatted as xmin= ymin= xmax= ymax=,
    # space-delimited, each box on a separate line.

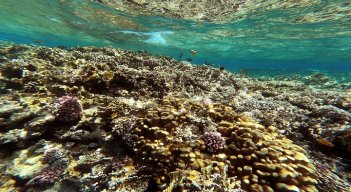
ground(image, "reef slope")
xmin=0 ymin=43 xmax=350 ymax=191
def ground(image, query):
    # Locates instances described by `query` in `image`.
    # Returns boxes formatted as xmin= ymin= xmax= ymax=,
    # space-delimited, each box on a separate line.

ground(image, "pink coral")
xmin=31 ymin=166 xmax=65 ymax=185
xmin=202 ymin=131 xmax=225 ymax=153
xmin=54 ymin=96 xmax=82 ymax=122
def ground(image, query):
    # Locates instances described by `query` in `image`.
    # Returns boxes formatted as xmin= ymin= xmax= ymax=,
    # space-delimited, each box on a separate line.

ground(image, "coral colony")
xmin=54 ymin=96 xmax=82 ymax=122
xmin=202 ymin=131 xmax=225 ymax=153
xmin=31 ymin=166 xmax=65 ymax=186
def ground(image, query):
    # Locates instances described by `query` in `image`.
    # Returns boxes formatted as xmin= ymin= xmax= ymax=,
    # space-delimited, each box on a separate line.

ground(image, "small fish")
xmin=204 ymin=61 xmax=214 ymax=66
xmin=57 ymin=45 xmax=67 ymax=49
xmin=316 ymin=138 xmax=334 ymax=147
xmin=186 ymin=58 xmax=192 ymax=62
xmin=33 ymin=39 xmax=43 ymax=45
xmin=179 ymin=53 xmax=183 ymax=61
xmin=190 ymin=49 xmax=197 ymax=55
xmin=138 ymin=49 xmax=148 ymax=53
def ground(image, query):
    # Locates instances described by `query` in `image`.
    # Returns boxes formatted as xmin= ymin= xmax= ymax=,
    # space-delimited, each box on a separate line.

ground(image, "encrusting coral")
xmin=129 ymin=97 xmax=318 ymax=191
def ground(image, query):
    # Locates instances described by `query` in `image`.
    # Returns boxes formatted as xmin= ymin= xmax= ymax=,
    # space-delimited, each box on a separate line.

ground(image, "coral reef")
xmin=0 ymin=43 xmax=350 ymax=191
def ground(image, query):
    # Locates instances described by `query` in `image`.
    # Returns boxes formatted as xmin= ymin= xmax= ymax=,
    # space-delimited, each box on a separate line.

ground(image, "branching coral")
xmin=202 ymin=131 xmax=225 ymax=153
xmin=54 ymin=96 xmax=82 ymax=122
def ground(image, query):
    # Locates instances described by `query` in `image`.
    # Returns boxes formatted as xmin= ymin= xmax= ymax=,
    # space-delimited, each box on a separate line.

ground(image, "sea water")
xmin=1 ymin=0 xmax=350 ymax=78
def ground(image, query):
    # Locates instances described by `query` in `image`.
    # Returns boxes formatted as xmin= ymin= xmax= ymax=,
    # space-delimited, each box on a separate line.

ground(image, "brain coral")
xmin=130 ymin=97 xmax=318 ymax=192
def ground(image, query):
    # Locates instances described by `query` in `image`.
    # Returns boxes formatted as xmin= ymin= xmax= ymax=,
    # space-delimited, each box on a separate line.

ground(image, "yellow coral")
xmin=130 ymin=97 xmax=318 ymax=191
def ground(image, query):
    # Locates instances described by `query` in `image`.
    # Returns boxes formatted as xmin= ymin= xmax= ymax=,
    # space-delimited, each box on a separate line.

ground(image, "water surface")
xmin=0 ymin=0 xmax=350 ymax=74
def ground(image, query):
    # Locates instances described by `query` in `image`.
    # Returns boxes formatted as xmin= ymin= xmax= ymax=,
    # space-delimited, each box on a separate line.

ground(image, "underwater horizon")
xmin=1 ymin=1 xmax=351 ymax=192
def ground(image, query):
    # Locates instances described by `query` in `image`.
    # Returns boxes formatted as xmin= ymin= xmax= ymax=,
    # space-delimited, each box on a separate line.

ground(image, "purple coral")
xmin=202 ymin=131 xmax=225 ymax=153
xmin=54 ymin=96 xmax=82 ymax=122
xmin=31 ymin=166 xmax=65 ymax=185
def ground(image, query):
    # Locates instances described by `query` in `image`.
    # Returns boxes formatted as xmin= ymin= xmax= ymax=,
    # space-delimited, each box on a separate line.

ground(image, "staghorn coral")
xmin=129 ymin=97 xmax=318 ymax=191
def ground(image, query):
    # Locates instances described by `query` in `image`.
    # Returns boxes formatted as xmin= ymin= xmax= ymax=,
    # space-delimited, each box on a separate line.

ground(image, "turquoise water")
xmin=1 ymin=0 xmax=351 ymax=73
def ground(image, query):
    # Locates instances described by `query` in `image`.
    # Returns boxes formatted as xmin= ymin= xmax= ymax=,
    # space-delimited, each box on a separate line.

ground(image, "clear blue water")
xmin=1 ymin=0 xmax=351 ymax=74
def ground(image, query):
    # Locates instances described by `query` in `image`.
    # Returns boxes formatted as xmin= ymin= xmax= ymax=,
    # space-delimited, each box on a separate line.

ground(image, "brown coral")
xmin=130 ymin=97 xmax=318 ymax=191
